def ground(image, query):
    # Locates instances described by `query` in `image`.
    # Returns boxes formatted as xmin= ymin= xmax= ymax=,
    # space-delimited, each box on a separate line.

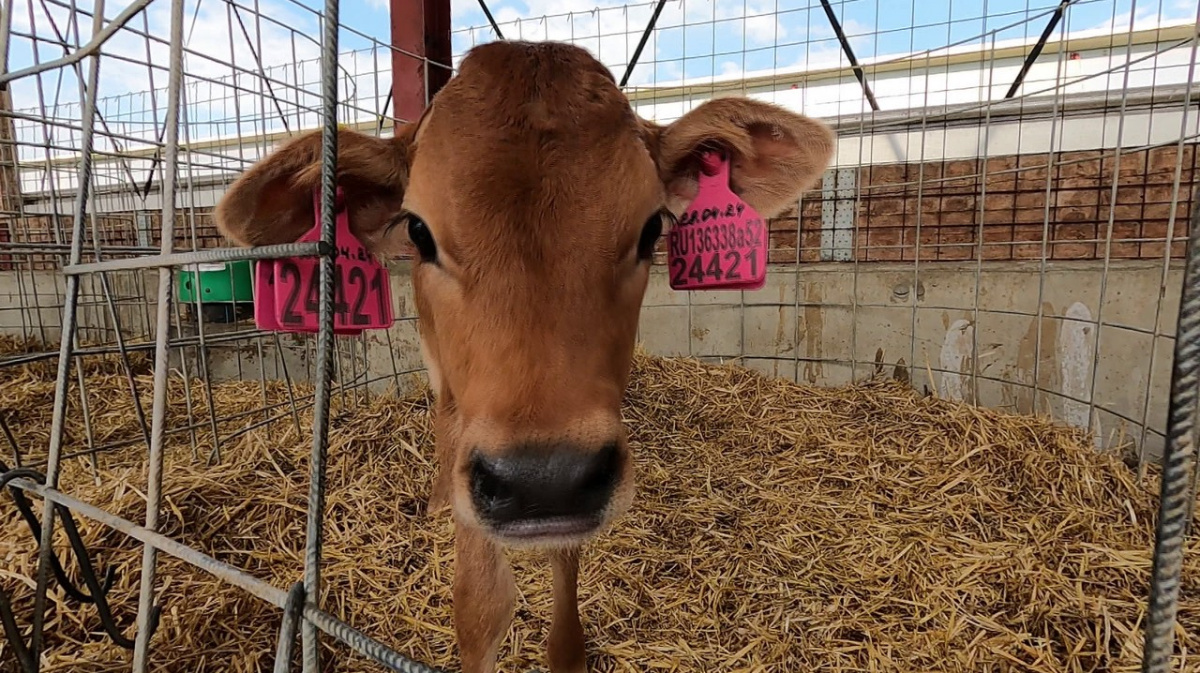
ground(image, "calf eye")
xmin=407 ymin=216 xmax=438 ymax=263
xmin=637 ymin=212 xmax=667 ymax=261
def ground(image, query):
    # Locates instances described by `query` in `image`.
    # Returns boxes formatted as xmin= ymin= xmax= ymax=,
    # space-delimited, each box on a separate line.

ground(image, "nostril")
xmin=580 ymin=442 xmax=621 ymax=493
xmin=470 ymin=453 xmax=510 ymax=508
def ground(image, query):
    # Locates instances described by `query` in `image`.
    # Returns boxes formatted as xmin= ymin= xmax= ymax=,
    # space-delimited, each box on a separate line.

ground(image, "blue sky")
xmin=3 ymin=0 xmax=1195 ymax=135
xmin=255 ymin=0 xmax=1197 ymax=93
xmin=8 ymin=0 xmax=1196 ymax=95
xmin=379 ymin=0 xmax=1196 ymax=83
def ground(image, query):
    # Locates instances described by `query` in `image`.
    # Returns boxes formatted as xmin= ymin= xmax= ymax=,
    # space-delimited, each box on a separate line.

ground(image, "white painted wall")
xmin=630 ymin=30 xmax=1199 ymax=122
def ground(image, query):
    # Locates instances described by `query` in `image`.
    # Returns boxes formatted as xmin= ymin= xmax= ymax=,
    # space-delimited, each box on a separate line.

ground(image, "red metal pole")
xmin=391 ymin=0 xmax=452 ymax=123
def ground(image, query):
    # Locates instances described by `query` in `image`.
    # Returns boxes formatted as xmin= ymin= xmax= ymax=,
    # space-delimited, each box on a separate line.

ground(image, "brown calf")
xmin=215 ymin=39 xmax=834 ymax=673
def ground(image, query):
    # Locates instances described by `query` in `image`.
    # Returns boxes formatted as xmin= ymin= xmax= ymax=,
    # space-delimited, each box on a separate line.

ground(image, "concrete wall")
xmin=635 ymin=260 xmax=1181 ymax=461
xmin=0 ymin=269 xmax=155 ymax=345
xmin=0 ymin=257 xmax=1180 ymax=461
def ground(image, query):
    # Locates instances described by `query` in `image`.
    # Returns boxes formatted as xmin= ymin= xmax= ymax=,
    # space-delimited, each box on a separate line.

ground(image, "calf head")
xmin=216 ymin=41 xmax=833 ymax=551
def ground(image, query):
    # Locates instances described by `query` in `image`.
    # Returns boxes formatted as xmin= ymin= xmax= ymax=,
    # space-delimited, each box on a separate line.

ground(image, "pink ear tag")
xmin=667 ymin=151 xmax=768 ymax=291
xmin=253 ymin=258 xmax=283 ymax=331
xmin=255 ymin=186 xmax=394 ymax=335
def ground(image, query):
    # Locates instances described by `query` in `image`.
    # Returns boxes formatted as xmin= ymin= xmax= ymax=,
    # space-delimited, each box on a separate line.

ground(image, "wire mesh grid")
xmin=0 ymin=0 xmax=1196 ymax=670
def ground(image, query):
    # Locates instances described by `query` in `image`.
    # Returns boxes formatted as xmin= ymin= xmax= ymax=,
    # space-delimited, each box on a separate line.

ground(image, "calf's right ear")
xmin=641 ymin=98 xmax=836 ymax=220
xmin=214 ymin=124 xmax=418 ymax=258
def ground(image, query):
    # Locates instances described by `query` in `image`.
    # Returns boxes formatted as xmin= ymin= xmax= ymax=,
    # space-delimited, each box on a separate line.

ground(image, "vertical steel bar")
xmin=0 ymin=0 xmax=12 ymax=78
xmin=302 ymin=0 xmax=341 ymax=667
xmin=1082 ymin=0 xmax=1139 ymax=447
xmin=273 ymin=582 xmax=306 ymax=673
xmin=1029 ymin=16 xmax=1071 ymax=417
xmin=971 ymin=26 xmax=997 ymax=406
xmin=907 ymin=47 xmax=932 ymax=392
xmin=274 ymin=332 xmax=305 ymax=437
xmin=130 ymin=0 xmax=186 ymax=666
xmin=1140 ymin=186 xmax=1200 ymax=673
xmin=73 ymin=364 xmax=100 ymax=483
xmin=25 ymin=0 xmax=68 ymax=341
xmin=391 ymin=0 xmax=451 ymax=123
xmin=170 ymin=299 xmax=200 ymax=460
xmin=26 ymin=0 xmax=107 ymax=662
xmin=1137 ymin=4 xmax=1200 ymax=470
xmin=175 ymin=86 xmax=221 ymax=467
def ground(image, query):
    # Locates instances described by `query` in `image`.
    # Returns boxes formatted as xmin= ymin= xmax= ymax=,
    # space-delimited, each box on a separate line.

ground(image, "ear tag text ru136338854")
xmin=667 ymin=151 xmax=768 ymax=291
xmin=253 ymin=186 xmax=394 ymax=335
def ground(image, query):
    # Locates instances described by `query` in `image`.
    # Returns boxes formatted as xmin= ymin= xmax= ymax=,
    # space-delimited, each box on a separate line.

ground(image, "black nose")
xmin=470 ymin=442 xmax=622 ymax=533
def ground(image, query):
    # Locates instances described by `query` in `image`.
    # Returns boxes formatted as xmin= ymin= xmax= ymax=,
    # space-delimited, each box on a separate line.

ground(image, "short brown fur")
xmin=215 ymin=39 xmax=835 ymax=673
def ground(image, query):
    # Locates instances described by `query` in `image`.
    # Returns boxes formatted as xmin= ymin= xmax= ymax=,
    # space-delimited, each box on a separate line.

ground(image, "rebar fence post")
xmin=130 ymin=0 xmax=187 ymax=668
xmin=273 ymin=582 xmax=306 ymax=673
xmin=25 ymin=0 xmax=109 ymax=664
xmin=302 ymin=0 xmax=342 ymax=668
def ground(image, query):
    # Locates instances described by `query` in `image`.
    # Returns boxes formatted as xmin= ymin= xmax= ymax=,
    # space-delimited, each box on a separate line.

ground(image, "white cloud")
xmin=718 ymin=60 xmax=743 ymax=76
xmin=1085 ymin=0 xmax=1198 ymax=33
xmin=714 ymin=1 xmax=789 ymax=43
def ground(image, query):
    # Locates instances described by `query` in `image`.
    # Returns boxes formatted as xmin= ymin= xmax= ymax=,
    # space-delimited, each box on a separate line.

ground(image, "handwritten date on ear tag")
xmin=667 ymin=151 xmax=767 ymax=291
xmin=252 ymin=186 xmax=394 ymax=335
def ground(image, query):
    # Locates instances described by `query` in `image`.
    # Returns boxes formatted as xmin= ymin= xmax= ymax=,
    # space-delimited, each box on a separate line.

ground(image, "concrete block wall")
xmin=8 ymin=143 xmax=1195 ymax=272
xmin=757 ymin=143 xmax=1196 ymax=265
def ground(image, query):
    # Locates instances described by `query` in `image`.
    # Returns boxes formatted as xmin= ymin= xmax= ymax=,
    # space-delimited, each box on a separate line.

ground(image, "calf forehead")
xmin=427 ymin=41 xmax=640 ymax=143
xmin=409 ymin=41 xmax=662 ymax=265
xmin=424 ymin=42 xmax=647 ymax=171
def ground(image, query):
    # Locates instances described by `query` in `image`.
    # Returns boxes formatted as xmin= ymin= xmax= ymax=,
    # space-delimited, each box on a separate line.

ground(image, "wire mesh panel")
xmin=0 ymin=0 xmax=1196 ymax=671
xmin=0 ymin=0 xmax=447 ymax=670
xmin=450 ymin=2 xmax=1200 ymax=465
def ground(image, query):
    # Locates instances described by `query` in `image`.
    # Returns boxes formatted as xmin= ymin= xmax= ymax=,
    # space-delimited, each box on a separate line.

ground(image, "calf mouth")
xmin=492 ymin=514 xmax=605 ymax=544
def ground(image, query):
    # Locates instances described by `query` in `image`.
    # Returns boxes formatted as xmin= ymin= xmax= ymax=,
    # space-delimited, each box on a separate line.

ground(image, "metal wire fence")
xmin=0 ymin=0 xmax=1196 ymax=670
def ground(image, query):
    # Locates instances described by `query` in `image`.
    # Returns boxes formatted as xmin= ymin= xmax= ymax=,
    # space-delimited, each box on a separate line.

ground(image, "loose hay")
xmin=1 ymin=342 xmax=1198 ymax=673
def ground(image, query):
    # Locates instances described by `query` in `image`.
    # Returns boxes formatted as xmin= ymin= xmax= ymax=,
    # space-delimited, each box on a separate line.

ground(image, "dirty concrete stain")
xmin=1059 ymin=301 xmax=1101 ymax=446
xmin=774 ymin=285 xmax=789 ymax=350
xmin=691 ymin=326 xmax=710 ymax=341
xmin=802 ymin=282 xmax=824 ymax=385
xmin=1015 ymin=302 xmax=1059 ymax=416
xmin=939 ymin=318 xmax=974 ymax=402
xmin=997 ymin=366 xmax=1018 ymax=411
xmin=772 ymin=285 xmax=788 ymax=378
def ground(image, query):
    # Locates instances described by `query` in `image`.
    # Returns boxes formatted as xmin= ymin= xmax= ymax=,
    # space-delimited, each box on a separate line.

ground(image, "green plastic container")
xmin=177 ymin=259 xmax=255 ymax=304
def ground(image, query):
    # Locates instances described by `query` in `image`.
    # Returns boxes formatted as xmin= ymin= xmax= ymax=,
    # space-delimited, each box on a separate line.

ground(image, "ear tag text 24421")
xmin=253 ymin=186 xmax=393 ymax=335
xmin=667 ymin=151 xmax=768 ymax=292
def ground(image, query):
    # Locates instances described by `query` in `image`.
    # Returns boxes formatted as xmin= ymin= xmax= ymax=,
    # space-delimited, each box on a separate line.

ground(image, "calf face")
xmin=216 ymin=39 xmax=834 ymax=672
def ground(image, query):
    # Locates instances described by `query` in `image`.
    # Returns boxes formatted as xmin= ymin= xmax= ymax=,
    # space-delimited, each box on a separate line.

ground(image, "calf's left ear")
xmin=643 ymin=98 xmax=836 ymax=218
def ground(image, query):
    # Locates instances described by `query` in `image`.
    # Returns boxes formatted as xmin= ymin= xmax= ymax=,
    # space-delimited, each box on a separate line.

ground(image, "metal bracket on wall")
xmin=820 ymin=168 xmax=857 ymax=262
xmin=134 ymin=212 xmax=152 ymax=249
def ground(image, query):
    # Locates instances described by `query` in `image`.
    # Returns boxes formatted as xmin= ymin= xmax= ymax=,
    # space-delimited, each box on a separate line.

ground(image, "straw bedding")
xmin=0 ymin=335 xmax=1197 ymax=673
